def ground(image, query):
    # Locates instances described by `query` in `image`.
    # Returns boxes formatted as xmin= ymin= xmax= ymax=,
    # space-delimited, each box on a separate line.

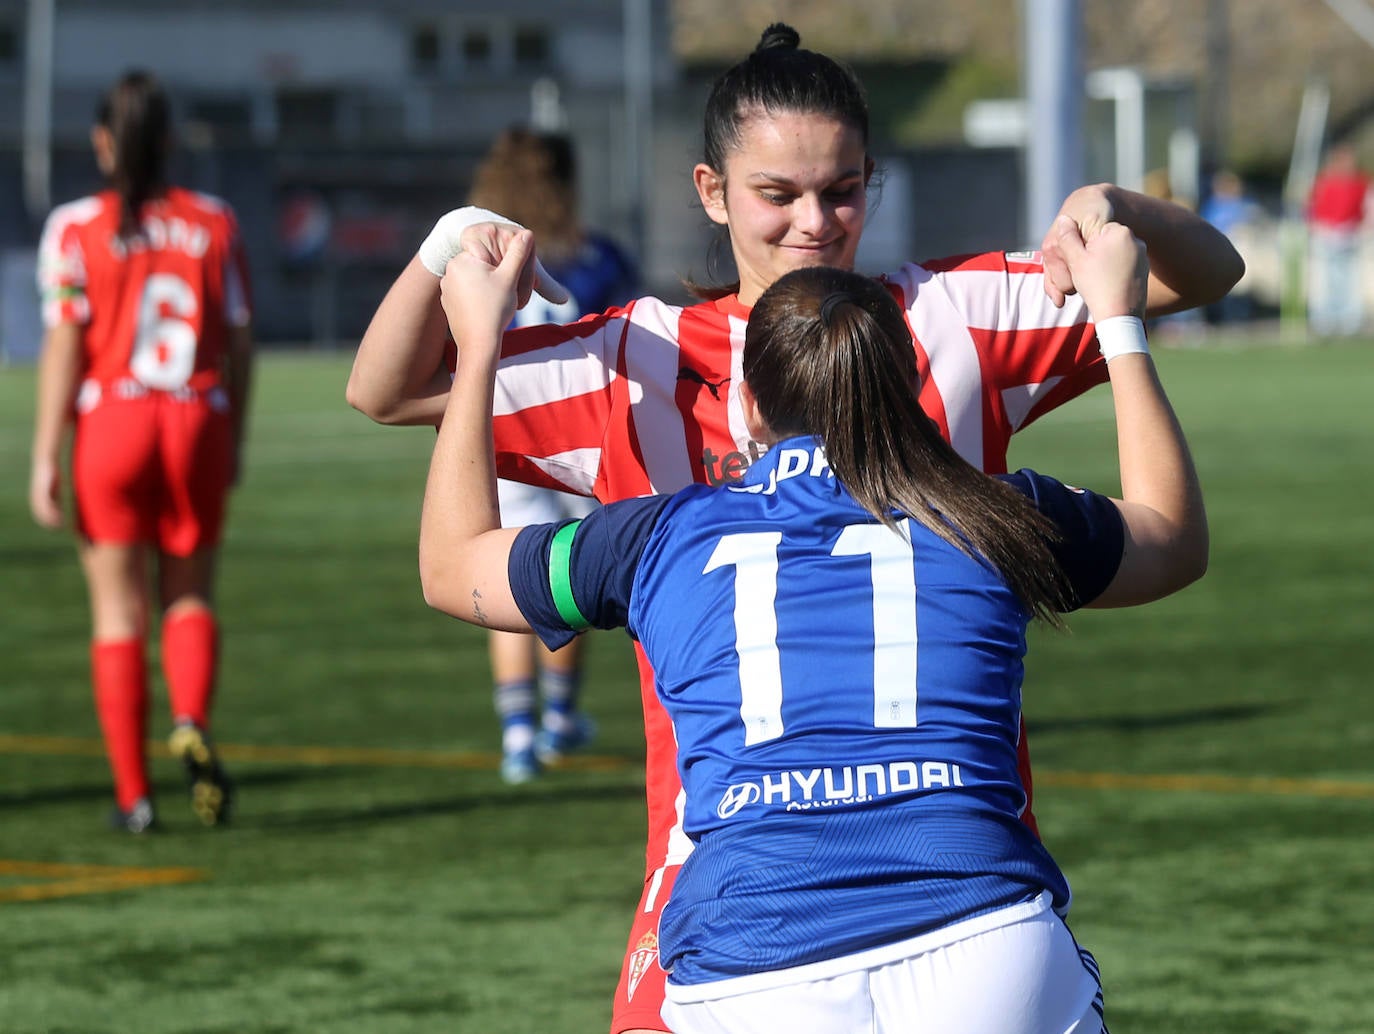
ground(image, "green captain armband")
xmin=548 ymin=521 xmax=592 ymax=631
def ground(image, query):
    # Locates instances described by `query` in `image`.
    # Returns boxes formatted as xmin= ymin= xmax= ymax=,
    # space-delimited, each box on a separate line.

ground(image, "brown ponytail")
xmin=743 ymin=266 xmax=1073 ymax=626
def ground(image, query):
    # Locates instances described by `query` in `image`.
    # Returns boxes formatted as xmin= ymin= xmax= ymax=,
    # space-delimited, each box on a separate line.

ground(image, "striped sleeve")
xmin=36 ymin=198 xmax=101 ymax=327
xmin=887 ymin=253 xmax=1108 ymax=474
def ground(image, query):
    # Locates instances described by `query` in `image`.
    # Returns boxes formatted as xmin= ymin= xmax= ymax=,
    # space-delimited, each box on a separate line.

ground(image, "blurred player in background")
xmin=349 ymin=23 xmax=1241 ymax=1032
xmin=466 ymin=127 xmax=640 ymax=783
xmin=1306 ymin=142 xmax=1370 ymax=337
xmin=29 ymin=70 xmax=253 ymax=833
xmin=418 ymin=216 xmax=1206 ymax=1033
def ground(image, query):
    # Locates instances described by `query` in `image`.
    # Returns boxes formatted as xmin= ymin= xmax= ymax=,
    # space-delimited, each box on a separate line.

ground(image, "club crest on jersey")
xmin=626 ymin=930 xmax=659 ymax=1000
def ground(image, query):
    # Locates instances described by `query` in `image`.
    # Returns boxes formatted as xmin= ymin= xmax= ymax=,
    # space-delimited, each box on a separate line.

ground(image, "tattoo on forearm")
xmin=471 ymin=588 xmax=488 ymax=624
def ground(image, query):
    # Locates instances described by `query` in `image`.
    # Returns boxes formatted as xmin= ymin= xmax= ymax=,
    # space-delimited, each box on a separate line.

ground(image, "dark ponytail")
xmin=96 ymin=70 xmax=171 ymax=239
xmin=744 ymin=267 xmax=1073 ymax=626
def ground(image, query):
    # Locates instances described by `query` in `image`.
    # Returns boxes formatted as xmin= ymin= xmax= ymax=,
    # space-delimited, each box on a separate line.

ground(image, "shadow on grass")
xmin=0 ymin=767 xmax=335 ymax=810
xmin=1031 ymin=701 xmax=1290 ymax=734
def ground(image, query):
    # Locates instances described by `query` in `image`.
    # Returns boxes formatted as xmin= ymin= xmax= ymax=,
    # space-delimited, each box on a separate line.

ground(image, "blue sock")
xmin=494 ymin=679 xmax=536 ymax=754
xmin=540 ymin=669 xmax=582 ymax=736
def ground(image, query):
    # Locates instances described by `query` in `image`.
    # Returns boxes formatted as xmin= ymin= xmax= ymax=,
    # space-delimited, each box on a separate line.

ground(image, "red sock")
xmin=92 ymin=638 xmax=150 ymax=810
xmin=162 ymin=608 xmax=218 ymax=730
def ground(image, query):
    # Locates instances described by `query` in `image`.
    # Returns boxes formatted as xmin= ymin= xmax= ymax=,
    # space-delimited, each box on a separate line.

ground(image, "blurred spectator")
xmin=1306 ymin=143 xmax=1370 ymax=337
xmin=466 ymin=127 xmax=640 ymax=784
xmin=1200 ymin=170 xmax=1261 ymax=323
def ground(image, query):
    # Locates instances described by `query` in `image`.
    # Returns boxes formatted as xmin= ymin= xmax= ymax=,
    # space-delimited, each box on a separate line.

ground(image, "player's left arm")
xmin=222 ymin=215 xmax=255 ymax=485
xmin=225 ymin=323 xmax=253 ymax=486
xmin=1042 ymin=183 xmax=1245 ymax=317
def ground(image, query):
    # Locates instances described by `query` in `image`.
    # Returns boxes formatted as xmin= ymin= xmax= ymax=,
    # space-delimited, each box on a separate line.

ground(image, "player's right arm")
xmin=346 ymin=254 xmax=453 ymax=426
xmin=29 ymin=320 xmax=82 ymax=528
xmin=347 ymin=212 xmax=568 ymax=427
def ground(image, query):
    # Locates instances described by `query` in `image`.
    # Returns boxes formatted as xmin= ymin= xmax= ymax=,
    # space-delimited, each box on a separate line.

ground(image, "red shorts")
xmin=72 ymin=381 xmax=232 ymax=556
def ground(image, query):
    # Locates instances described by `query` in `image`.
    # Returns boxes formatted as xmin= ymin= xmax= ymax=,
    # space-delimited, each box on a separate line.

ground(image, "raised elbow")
xmin=345 ymin=370 xmax=395 ymax=424
xmin=1181 ymin=530 xmax=1210 ymax=588
xmin=417 ymin=552 xmax=453 ymax=616
xmin=1164 ymin=522 xmax=1210 ymax=595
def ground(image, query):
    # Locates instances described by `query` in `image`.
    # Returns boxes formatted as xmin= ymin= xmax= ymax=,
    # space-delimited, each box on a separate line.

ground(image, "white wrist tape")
xmin=417 ymin=206 xmax=570 ymax=304
xmin=1095 ymin=315 xmax=1150 ymax=362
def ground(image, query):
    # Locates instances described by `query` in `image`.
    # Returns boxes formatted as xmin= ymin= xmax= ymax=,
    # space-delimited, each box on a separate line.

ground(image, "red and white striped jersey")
xmin=37 ymin=187 xmax=251 ymax=395
xmin=487 ymin=249 xmax=1106 ymax=871
xmin=492 ymin=251 xmax=1102 ymax=498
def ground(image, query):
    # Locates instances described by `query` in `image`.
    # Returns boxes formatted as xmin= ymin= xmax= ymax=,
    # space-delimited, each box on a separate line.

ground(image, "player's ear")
xmin=739 ymin=380 xmax=772 ymax=442
xmin=694 ymin=164 xmax=728 ymax=227
xmin=90 ymin=125 xmax=116 ymax=175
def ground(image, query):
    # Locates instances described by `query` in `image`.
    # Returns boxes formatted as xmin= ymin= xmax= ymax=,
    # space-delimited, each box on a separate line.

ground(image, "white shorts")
xmin=660 ymin=903 xmax=1106 ymax=1034
xmin=496 ymin=479 xmax=596 ymax=529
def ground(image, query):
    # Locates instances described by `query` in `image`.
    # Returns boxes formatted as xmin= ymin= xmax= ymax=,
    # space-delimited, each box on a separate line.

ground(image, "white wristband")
xmin=417 ymin=206 xmax=570 ymax=304
xmin=418 ymin=206 xmax=508 ymax=275
xmin=1095 ymin=315 xmax=1149 ymax=362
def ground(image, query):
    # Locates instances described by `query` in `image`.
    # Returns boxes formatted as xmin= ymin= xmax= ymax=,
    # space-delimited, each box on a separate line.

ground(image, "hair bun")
xmin=755 ymin=22 xmax=801 ymax=53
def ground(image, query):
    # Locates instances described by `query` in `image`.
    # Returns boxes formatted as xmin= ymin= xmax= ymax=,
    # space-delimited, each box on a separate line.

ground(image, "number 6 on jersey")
xmin=129 ymin=272 xmax=198 ymax=390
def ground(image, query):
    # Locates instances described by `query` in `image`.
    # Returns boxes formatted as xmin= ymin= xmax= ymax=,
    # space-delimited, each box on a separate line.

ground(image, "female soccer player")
xmin=29 ymin=70 xmax=253 ymax=832
xmin=418 ymin=215 xmax=1205 ymax=1032
xmin=348 ymin=23 xmax=1239 ymax=1031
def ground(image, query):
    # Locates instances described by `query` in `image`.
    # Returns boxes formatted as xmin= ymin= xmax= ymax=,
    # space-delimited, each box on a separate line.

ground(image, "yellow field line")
xmin=1 ymin=733 xmax=1370 ymax=798
xmin=0 ymin=859 xmax=207 ymax=904
xmin=0 ymin=734 xmax=632 ymax=773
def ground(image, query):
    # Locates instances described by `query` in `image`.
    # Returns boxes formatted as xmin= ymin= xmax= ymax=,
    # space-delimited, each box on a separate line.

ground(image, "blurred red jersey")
xmin=38 ymin=187 xmax=251 ymax=393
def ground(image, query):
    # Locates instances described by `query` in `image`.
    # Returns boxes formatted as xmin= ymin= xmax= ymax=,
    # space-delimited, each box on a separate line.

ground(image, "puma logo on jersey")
xmin=677 ymin=365 xmax=729 ymax=400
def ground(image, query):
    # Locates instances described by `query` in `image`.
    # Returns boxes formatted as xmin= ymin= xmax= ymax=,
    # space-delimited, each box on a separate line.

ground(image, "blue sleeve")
xmin=506 ymin=494 xmax=673 ymax=650
xmin=1000 ymin=469 xmax=1125 ymax=610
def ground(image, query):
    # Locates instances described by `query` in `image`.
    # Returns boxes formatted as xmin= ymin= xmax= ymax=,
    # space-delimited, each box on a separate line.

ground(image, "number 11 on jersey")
xmin=704 ymin=520 xmax=920 ymax=748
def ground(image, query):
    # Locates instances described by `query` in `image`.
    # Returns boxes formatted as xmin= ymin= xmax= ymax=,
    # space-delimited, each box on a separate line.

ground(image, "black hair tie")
xmin=819 ymin=291 xmax=853 ymax=326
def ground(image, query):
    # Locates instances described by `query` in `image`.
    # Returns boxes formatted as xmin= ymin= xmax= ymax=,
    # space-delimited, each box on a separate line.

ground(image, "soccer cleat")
xmin=500 ymin=745 xmax=541 ymax=785
xmin=168 ymin=722 xmax=234 ymax=826
xmin=534 ymin=713 xmax=596 ymax=764
xmin=110 ymin=797 xmax=157 ymax=834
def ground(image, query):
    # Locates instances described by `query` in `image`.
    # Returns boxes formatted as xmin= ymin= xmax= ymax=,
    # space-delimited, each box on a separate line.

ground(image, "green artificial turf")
xmin=1 ymin=340 xmax=1370 ymax=1032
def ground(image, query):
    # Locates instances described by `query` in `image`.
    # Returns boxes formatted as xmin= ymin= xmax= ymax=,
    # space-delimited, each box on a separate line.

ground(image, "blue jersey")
xmin=508 ymin=436 xmax=1123 ymax=985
